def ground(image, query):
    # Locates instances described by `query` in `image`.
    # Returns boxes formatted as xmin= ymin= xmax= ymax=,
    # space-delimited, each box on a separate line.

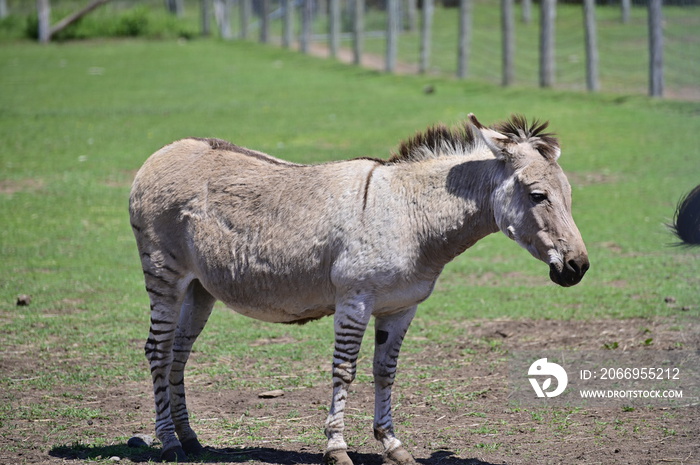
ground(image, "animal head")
xmin=470 ymin=114 xmax=589 ymax=287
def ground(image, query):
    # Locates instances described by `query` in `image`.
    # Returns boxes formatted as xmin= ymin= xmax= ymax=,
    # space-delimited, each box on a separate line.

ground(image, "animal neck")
xmin=389 ymin=156 xmax=506 ymax=269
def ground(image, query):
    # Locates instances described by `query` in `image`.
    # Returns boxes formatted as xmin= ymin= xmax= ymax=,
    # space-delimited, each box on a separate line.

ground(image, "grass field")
xmin=0 ymin=38 xmax=699 ymax=464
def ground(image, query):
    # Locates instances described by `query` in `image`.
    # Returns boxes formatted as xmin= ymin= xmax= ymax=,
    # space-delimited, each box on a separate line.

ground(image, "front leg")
xmin=323 ymin=294 xmax=373 ymax=465
xmin=373 ymin=306 xmax=417 ymax=465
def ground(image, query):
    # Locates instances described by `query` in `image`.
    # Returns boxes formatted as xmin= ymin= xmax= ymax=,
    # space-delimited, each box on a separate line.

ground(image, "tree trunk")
xmin=0 ymin=0 xmax=8 ymax=19
xmin=49 ymin=0 xmax=112 ymax=40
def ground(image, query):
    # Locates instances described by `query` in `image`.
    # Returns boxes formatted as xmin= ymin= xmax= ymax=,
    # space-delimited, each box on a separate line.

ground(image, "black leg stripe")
xmin=145 ymin=287 xmax=165 ymax=297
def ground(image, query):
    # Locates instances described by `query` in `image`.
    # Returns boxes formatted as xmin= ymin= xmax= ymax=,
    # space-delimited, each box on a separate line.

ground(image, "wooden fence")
xmin=27 ymin=0 xmax=700 ymax=99
xmin=199 ymin=0 xmax=685 ymax=98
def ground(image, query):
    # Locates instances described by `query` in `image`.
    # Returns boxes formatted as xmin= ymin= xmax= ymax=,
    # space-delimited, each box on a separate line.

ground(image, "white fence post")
xmin=201 ymin=0 xmax=211 ymax=37
xmin=501 ymin=0 xmax=514 ymax=86
xmin=539 ymin=0 xmax=556 ymax=88
xmin=457 ymin=0 xmax=472 ymax=79
xmin=353 ymin=0 xmax=364 ymax=65
xmin=386 ymin=0 xmax=399 ymax=72
xmin=239 ymin=0 xmax=250 ymax=39
xmin=648 ymin=0 xmax=664 ymax=97
xmin=522 ymin=0 xmax=531 ymax=24
xmin=36 ymin=0 xmax=51 ymax=43
xmin=329 ymin=0 xmax=340 ymax=58
xmin=283 ymin=0 xmax=294 ymax=48
xmin=621 ymin=0 xmax=631 ymax=24
xmin=260 ymin=0 xmax=270 ymax=43
xmin=419 ymin=0 xmax=433 ymax=74
xmin=583 ymin=0 xmax=599 ymax=92
xmin=406 ymin=0 xmax=417 ymax=32
xmin=300 ymin=0 xmax=313 ymax=54
xmin=214 ymin=0 xmax=232 ymax=39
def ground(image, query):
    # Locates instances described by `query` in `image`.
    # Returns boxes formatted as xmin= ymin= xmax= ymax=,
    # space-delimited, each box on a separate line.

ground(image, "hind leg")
xmin=169 ymin=279 xmax=216 ymax=456
xmin=145 ymin=289 xmax=187 ymax=460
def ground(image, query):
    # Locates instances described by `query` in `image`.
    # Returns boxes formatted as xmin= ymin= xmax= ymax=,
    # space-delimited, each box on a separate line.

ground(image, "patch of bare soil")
xmin=306 ymin=43 xmax=418 ymax=75
xmin=0 ymin=178 xmax=44 ymax=196
xmin=2 ymin=318 xmax=698 ymax=465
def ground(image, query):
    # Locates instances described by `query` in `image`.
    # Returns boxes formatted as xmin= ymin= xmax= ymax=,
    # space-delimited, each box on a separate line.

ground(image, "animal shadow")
xmin=50 ymin=444 xmax=500 ymax=464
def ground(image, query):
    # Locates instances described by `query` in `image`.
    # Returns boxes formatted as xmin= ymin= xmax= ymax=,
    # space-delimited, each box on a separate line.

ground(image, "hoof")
xmin=160 ymin=445 xmax=188 ymax=462
xmin=323 ymin=449 xmax=354 ymax=465
xmin=181 ymin=437 xmax=204 ymax=456
xmin=383 ymin=447 xmax=416 ymax=465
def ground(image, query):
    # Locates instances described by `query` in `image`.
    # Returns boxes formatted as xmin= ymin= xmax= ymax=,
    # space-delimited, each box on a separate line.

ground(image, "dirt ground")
xmin=3 ymin=317 xmax=699 ymax=465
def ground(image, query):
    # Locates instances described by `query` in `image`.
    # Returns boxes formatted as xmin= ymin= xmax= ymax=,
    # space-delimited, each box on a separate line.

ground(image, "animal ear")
xmin=468 ymin=113 xmax=511 ymax=160
xmin=533 ymin=140 xmax=561 ymax=161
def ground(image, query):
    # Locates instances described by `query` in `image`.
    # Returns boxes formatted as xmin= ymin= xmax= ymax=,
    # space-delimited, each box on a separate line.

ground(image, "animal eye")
xmin=530 ymin=192 xmax=548 ymax=203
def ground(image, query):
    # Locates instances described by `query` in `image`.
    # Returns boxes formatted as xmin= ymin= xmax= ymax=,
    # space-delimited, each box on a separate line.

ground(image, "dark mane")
xmin=191 ymin=137 xmax=240 ymax=152
xmin=493 ymin=115 xmax=560 ymax=159
xmin=389 ymin=123 xmax=478 ymax=163
xmin=388 ymin=115 xmax=559 ymax=164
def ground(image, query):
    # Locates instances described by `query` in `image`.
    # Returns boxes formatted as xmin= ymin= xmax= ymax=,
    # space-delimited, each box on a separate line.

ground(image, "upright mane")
xmin=389 ymin=115 xmax=559 ymax=164
xmin=389 ymin=123 xmax=478 ymax=163
xmin=491 ymin=114 xmax=559 ymax=160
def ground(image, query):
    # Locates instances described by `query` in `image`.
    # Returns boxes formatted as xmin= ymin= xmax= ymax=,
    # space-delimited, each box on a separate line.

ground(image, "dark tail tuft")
xmin=670 ymin=184 xmax=700 ymax=246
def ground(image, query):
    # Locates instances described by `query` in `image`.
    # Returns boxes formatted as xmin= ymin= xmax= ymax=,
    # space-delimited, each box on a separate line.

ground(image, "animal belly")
xmin=227 ymin=301 xmax=336 ymax=324
xmin=202 ymin=271 xmax=336 ymax=324
xmin=191 ymin=240 xmax=337 ymax=323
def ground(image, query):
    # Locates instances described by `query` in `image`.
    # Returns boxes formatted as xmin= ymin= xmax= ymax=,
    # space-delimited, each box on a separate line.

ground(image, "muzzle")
xmin=549 ymin=254 xmax=589 ymax=287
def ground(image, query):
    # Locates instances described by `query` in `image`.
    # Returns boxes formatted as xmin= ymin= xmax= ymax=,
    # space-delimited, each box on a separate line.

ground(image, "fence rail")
xmin=13 ymin=0 xmax=700 ymax=100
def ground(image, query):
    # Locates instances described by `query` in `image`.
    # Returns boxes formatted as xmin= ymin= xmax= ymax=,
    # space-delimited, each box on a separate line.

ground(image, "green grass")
xmin=0 ymin=38 xmax=698 ymax=453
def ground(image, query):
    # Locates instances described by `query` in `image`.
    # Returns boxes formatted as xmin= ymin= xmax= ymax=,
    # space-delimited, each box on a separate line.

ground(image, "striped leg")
xmin=145 ymin=295 xmax=187 ymax=462
xmin=169 ymin=279 xmax=216 ymax=456
xmin=373 ymin=307 xmax=417 ymax=465
xmin=139 ymin=248 xmax=190 ymax=462
xmin=323 ymin=295 xmax=373 ymax=465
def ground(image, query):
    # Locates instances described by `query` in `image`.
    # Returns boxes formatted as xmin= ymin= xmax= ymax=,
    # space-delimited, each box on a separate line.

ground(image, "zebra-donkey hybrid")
xmin=129 ymin=114 xmax=589 ymax=464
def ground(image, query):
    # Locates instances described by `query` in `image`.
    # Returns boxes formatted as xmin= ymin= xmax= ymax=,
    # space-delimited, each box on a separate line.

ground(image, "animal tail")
xmin=670 ymin=184 xmax=700 ymax=246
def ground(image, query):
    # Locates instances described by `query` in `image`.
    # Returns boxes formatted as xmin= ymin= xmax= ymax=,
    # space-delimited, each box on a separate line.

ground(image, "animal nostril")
xmin=581 ymin=261 xmax=590 ymax=274
xmin=567 ymin=258 xmax=589 ymax=277
xmin=567 ymin=259 xmax=581 ymax=275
